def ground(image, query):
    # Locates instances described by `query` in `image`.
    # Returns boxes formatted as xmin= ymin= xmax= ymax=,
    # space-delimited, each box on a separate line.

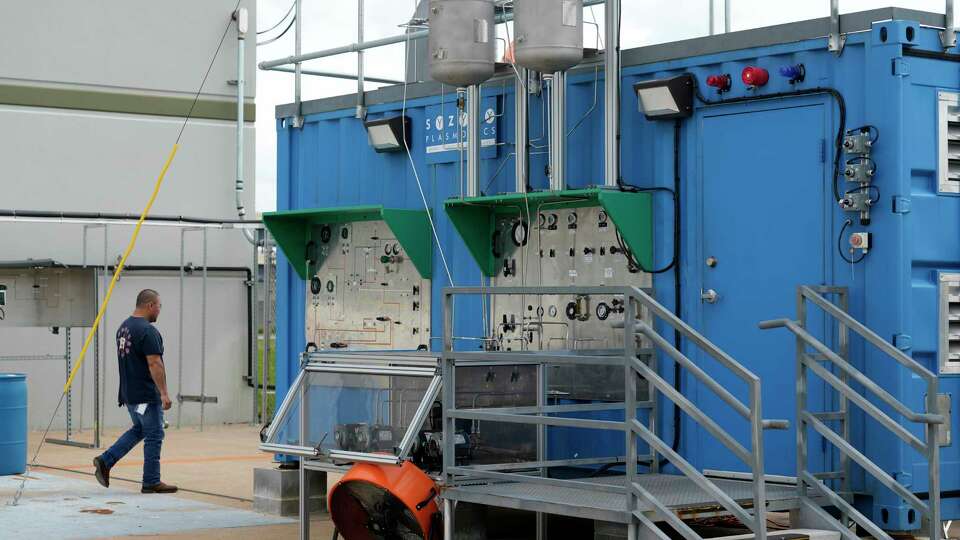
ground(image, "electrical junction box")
xmin=0 ymin=264 xmax=96 ymax=328
xmin=264 ymin=207 xmax=432 ymax=351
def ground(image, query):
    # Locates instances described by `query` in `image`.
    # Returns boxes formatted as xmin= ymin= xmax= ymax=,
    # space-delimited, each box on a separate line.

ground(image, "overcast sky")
xmin=253 ymin=0 xmax=948 ymax=211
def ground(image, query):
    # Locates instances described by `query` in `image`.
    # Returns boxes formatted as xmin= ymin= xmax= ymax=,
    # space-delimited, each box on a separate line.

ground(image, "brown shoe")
xmin=92 ymin=457 xmax=110 ymax=488
xmin=141 ymin=481 xmax=178 ymax=494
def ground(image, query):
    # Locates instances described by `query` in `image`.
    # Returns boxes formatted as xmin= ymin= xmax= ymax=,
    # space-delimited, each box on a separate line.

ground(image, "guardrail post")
xmin=927 ymin=384 xmax=942 ymax=540
xmin=624 ymin=293 xmax=638 ymax=527
xmin=796 ymin=288 xmax=809 ymax=501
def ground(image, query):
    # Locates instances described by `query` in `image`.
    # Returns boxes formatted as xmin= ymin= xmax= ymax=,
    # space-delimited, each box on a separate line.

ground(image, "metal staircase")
xmin=439 ymin=285 xmax=792 ymax=540
xmin=760 ymin=285 xmax=945 ymax=540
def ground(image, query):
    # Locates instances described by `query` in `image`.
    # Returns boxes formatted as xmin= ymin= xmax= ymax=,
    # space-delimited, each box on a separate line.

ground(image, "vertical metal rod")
xmin=356 ymin=0 xmax=366 ymax=119
xmin=200 ymin=228 xmax=208 ymax=431
xmin=945 ymin=0 xmax=957 ymax=49
xmin=93 ymin=311 xmax=100 ymax=447
xmin=252 ymin=229 xmax=260 ymax=424
xmin=624 ymin=296 xmax=638 ymax=533
xmin=299 ymin=372 xmax=310 ymax=540
xmin=927 ymin=382 xmax=942 ymax=540
xmin=838 ymin=290 xmax=850 ymax=523
xmin=749 ymin=380 xmax=767 ymax=540
xmin=443 ymin=498 xmax=455 ymax=539
xmin=604 ymin=0 xmax=621 ymax=187
xmin=466 ymin=84 xmax=481 ymax=198
xmin=724 ymin=0 xmax=731 ymax=33
xmin=236 ymin=8 xmax=246 ymax=221
xmin=294 ymin=0 xmax=303 ymax=127
xmin=262 ymin=233 xmax=272 ymax=421
xmin=828 ymin=0 xmax=843 ymax=53
xmin=65 ymin=328 xmax=72 ymax=440
xmin=796 ymin=290 xmax=808 ymax=500
xmin=515 ymin=68 xmax=529 ymax=193
xmin=709 ymin=0 xmax=715 ymax=35
xmin=177 ymin=228 xmax=185 ymax=429
xmin=441 ymin=292 xmax=455 ymax=537
xmin=536 ymin=359 xmax=546 ymax=539
xmin=101 ymin=227 xmax=108 ymax=434
xmin=548 ymin=72 xmax=566 ymax=191
xmin=80 ymin=229 xmax=88 ymax=435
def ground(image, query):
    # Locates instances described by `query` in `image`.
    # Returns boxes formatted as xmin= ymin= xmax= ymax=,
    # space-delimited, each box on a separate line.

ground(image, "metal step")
xmin=713 ymin=529 xmax=841 ymax=540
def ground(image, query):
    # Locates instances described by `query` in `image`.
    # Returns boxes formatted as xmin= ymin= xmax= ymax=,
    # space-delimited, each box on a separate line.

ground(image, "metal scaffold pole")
xmin=261 ymin=232 xmax=272 ymax=422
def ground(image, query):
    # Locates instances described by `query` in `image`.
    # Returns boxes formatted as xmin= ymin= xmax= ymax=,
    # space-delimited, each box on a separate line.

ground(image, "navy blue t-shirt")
xmin=116 ymin=316 xmax=164 ymax=406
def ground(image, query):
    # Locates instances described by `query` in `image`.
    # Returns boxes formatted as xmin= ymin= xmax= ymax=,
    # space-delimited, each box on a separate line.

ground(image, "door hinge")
xmin=892 ymin=57 xmax=910 ymax=77
xmin=893 ymin=333 xmax=912 ymax=351
xmin=893 ymin=196 xmax=911 ymax=214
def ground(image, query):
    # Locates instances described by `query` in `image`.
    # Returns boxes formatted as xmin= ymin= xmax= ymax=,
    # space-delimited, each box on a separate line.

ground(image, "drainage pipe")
xmin=515 ymin=68 xmax=529 ymax=193
xmin=467 ymin=84 xmax=481 ymax=198
xmin=235 ymin=8 xmax=257 ymax=245
xmin=549 ymin=72 xmax=566 ymax=191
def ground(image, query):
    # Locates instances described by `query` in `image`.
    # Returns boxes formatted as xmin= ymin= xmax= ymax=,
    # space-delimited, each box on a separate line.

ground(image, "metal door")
xmin=696 ymin=103 xmax=827 ymax=475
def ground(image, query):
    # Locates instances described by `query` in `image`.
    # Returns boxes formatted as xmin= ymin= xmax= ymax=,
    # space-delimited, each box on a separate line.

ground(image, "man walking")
xmin=93 ymin=289 xmax=178 ymax=494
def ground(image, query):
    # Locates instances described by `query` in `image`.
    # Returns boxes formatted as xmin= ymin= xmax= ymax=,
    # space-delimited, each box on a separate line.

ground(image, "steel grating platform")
xmin=443 ymin=474 xmax=802 ymax=524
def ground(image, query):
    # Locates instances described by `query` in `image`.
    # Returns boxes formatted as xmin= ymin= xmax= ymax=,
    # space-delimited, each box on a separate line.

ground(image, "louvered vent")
xmin=939 ymin=92 xmax=960 ymax=194
xmin=939 ymin=272 xmax=960 ymax=374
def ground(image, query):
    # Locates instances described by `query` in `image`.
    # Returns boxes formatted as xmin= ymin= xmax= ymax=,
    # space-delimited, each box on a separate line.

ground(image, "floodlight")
xmin=364 ymin=115 xmax=410 ymax=153
xmin=633 ymin=74 xmax=695 ymax=120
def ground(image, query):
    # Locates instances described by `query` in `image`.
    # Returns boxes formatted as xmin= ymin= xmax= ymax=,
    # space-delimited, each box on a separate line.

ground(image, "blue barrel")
xmin=0 ymin=373 xmax=27 ymax=476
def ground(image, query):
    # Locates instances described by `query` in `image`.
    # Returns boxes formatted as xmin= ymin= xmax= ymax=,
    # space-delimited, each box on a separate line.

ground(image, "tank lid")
xmin=0 ymin=373 xmax=26 ymax=381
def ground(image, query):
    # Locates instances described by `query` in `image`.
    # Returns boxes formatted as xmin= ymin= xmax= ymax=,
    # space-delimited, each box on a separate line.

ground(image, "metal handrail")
xmin=441 ymin=285 xmax=781 ymax=540
xmin=759 ymin=285 xmax=942 ymax=540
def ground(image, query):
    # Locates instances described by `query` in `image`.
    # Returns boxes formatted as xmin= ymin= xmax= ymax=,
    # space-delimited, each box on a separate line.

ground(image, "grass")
xmin=256 ymin=335 xmax=276 ymax=418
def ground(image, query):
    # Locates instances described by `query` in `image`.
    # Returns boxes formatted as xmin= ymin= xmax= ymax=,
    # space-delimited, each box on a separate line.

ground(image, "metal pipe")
xmin=259 ymin=0 xmax=606 ymax=69
xmin=709 ymin=0 xmax=715 ymax=35
xmin=177 ymin=229 xmax=185 ymax=429
xmin=293 ymin=0 xmax=303 ymax=127
xmin=252 ymin=230 xmax=259 ymax=424
xmin=548 ymin=72 xmax=566 ymax=191
xmin=261 ymin=233 xmax=272 ymax=422
xmin=200 ymin=229 xmax=208 ymax=431
xmin=945 ymin=0 xmax=957 ymax=49
xmin=724 ymin=0 xmax=731 ymax=33
xmin=234 ymin=7 xmax=257 ymax=245
xmin=356 ymin=0 xmax=366 ymax=119
xmin=604 ymin=0 xmax=621 ymax=187
xmin=828 ymin=0 xmax=843 ymax=52
xmin=515 ymin=68 xmax=529 ymax=193
xmin=466 ymin=84 xmax=481 ymax=198
xmin=263 ymin=65 xmax=402 ymax=84
xmin=0 ymin=210 xmax=260 ymax=228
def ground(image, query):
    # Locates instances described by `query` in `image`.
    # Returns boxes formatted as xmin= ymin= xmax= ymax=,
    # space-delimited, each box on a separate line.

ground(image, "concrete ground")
xmin=0 ymin=424 xmax=337 ymax=539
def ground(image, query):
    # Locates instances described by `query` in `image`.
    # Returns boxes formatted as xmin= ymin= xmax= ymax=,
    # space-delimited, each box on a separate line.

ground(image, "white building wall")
xmin=0 ymin=0 xmax=259 ymax=429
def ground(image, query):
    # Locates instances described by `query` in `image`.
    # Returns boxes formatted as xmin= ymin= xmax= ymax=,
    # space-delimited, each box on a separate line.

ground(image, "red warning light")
xmin=706 ymin=74 xmax=731 ymax=93
xmin=741 ymin=66 xmax=769 ymax=88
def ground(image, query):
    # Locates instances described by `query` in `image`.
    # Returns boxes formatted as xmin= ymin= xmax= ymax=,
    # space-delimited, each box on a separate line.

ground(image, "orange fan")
xmin=329 ymin=460 xmax=441 ymax=540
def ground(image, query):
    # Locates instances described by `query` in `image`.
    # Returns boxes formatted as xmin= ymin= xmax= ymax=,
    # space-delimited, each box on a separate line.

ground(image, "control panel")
xmin=490 ymin=205 xmax=652 ymax=352
xmin=305 ymin=220 xmax=430 ymax=351
xmin=0 ymin=268 xmax=96 ymax=328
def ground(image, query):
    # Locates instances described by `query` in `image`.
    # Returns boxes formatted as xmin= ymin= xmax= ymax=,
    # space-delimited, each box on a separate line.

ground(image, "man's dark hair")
xmin=136 ymin=289 xmax=160 ymax=308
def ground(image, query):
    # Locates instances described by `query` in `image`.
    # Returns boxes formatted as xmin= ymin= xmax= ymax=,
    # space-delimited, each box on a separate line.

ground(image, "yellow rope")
xmin=62 ymin=144 xmax=180 ymax=393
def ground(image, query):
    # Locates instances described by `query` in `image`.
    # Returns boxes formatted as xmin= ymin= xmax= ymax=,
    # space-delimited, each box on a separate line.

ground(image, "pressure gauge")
xmin=511 ymin=220 xmax=529 ymax=247
xmin=548 ymin=305 xmax=558 ymax=318
xmin=567 ymin=212 xmax=578 ymax=226
xmin=598 ymin=210 xmax=608 ymax=227
xmin=320 ymin=225 xmax=332 ymax=243
xmin=596 ymin=302 xmax=611 ymax=321
xmin=310 ymin=276 xmax=323 ymax=295
xmin=392 ymin=243 xmax=401 ymax=255
xmin=384 ymin=243 xmax=392 ymax=255
xmin=546 ymin=213 xmax=558 ymax=230
xmin=538 ymin=213 xmax=546 ymax=229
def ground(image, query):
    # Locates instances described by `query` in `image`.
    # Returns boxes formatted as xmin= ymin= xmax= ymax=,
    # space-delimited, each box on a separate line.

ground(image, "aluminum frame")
xmin=441 ymin=285 xmax=783 ymax=540
xmin=258 ymin=352 xmax=442 ymax=466
xmin=759 ymin=285 xmax=944 ymax=540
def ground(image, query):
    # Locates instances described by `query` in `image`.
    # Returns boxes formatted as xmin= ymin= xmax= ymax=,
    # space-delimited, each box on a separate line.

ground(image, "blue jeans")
xmin=99 ymin=403 xmax=164 ymax=486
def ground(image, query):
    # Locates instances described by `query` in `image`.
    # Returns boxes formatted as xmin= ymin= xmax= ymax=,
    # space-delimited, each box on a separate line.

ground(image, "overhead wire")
xmin=9 ymin=0 xmax=242 ymax=506
xmin=257 ymin=0 xmax=295 ymax=34
xmin=257 ymin=15 xmax=296 ymax=46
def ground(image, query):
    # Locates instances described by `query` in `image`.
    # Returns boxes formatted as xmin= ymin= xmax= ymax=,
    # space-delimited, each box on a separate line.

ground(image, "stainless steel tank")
xmin=514 ymin=0 xmax=584 ymax=73
xmin=428 ymin=0 xmax=496 ymax=87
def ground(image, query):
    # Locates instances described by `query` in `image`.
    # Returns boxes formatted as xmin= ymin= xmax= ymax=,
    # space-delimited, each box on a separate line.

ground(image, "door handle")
xmin=700 ymin=288 xmax=720 ymax=304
